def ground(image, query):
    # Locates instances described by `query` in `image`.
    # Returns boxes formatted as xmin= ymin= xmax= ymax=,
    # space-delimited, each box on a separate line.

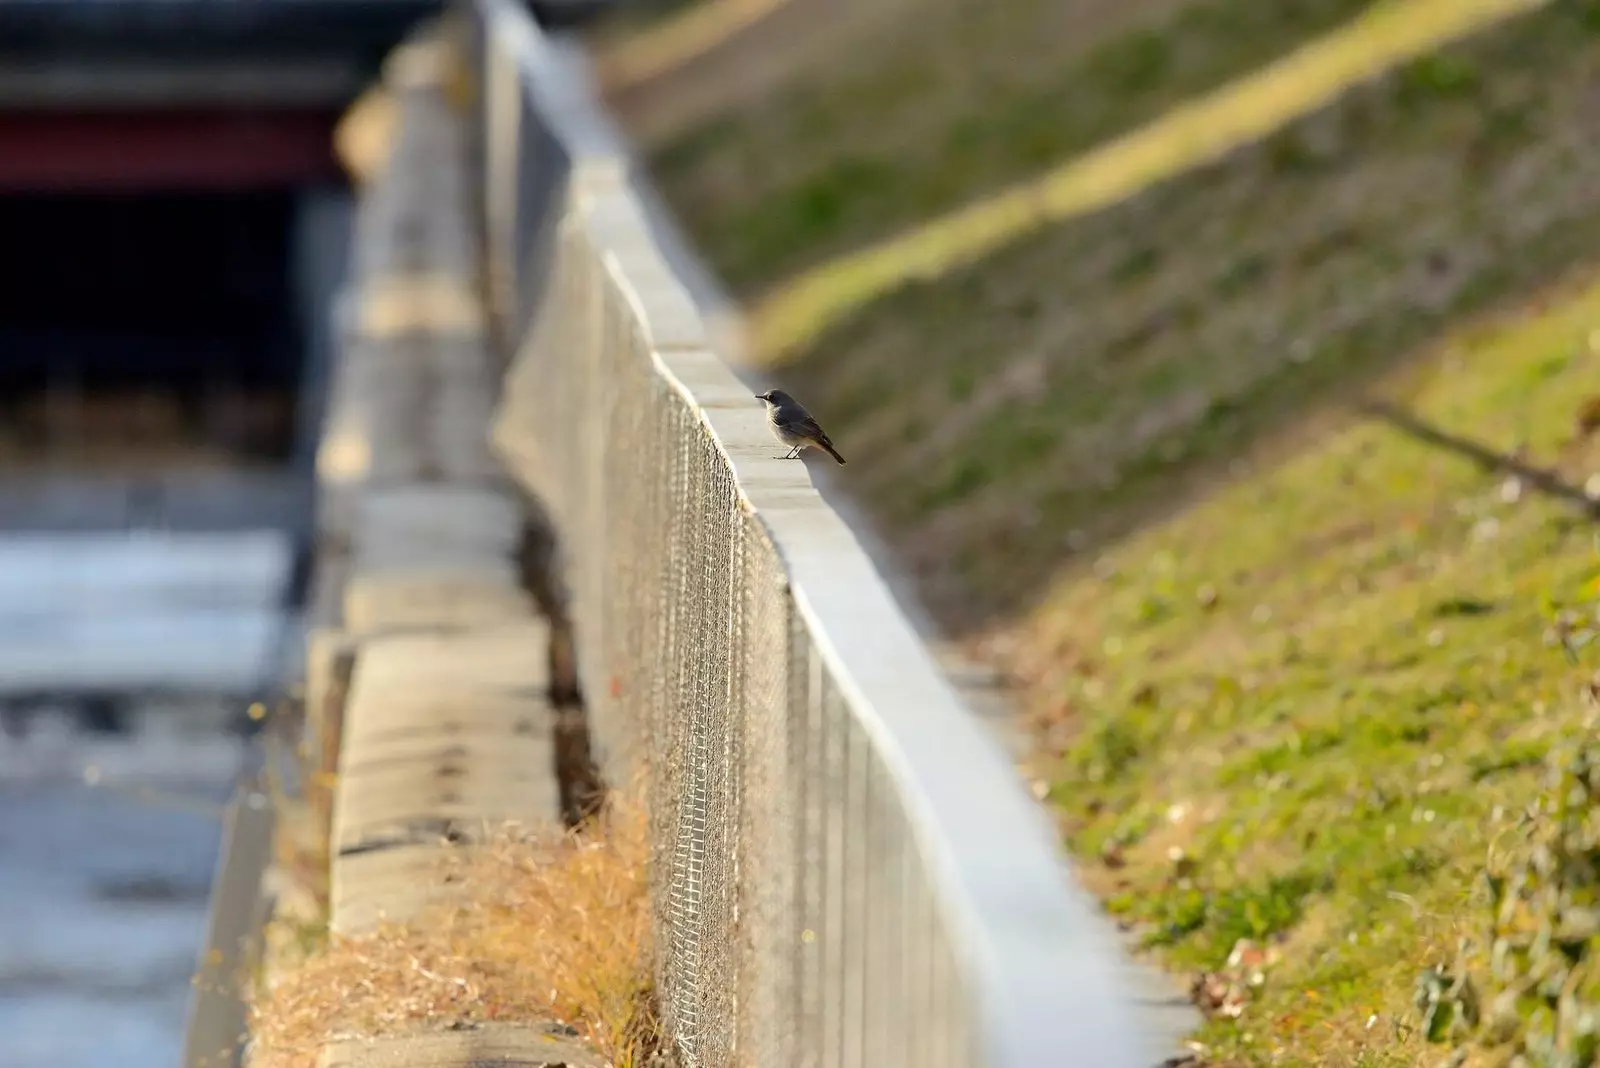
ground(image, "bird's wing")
xmin=782 ymin=414 xmax=832 ymax=444
xmin=790 ymin=415 xmax=832 ymax=444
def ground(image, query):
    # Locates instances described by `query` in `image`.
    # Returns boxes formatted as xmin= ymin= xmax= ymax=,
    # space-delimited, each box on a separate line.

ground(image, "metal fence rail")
xmin=465 ymin=3 xmax=1154 ymax=1065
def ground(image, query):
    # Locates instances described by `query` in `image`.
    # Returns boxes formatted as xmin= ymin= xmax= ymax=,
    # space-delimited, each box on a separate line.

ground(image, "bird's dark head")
xmin=755 ymin=388 xmax=792 ymax=406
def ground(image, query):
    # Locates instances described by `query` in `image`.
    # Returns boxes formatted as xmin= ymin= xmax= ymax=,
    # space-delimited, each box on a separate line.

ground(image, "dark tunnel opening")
xmin=0 ymin=189 xmax=309 ymax=463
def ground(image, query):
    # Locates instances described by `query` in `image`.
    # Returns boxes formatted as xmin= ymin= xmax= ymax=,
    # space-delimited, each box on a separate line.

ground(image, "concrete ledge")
xmin=343 ymin=574 xmax=530 ymax=631
xmin=329 ymin=843 xmax=464 ymax=935
xmin=263 ymin=35 xmax=583 ymax=1065
xmin=329 ymin=618 xmax=557 ymax=907
xmin=317 ymin=1025 xmax=605 ymax=1068
xmin=355 ymin=275 xmax=487 ymax=338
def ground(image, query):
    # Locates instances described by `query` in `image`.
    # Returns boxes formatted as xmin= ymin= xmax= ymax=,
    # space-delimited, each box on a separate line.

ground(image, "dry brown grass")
xmin=249 ymin=794 xmax=658 ymax=1068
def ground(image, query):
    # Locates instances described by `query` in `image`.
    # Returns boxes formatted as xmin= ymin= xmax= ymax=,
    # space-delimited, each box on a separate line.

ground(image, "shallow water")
xmin=0 ymin=528 xmax=290 ymax=1068
xmin=0 ymin=718 xmax=244 ymax=1068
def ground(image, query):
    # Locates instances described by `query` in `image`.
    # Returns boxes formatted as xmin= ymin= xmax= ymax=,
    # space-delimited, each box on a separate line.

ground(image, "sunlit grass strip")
xmin=751 ymin=0 xmax=1552 ymax=360
xmin=597 ymin=0 xmax=796 ymax=92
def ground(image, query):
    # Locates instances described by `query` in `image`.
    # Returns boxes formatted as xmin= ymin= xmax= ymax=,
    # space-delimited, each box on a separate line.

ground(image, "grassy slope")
xmin=647 ymin=0 xmax=1381 ymax=289
xmin=609 ymin=0 xmax=1600 ymax=1063
xmin=763 ymin=4 xmax=1600 ymax=627
xmin=1025 ymin=275 xmax=1600 ymax=1065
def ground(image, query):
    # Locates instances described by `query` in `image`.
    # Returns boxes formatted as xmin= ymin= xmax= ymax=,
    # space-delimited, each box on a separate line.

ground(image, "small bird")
xmin=756 ymin=389 xmax=846 ymax=465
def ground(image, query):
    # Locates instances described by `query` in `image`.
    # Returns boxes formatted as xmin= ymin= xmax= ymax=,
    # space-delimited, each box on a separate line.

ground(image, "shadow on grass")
xmin=644 ymin=0 xmax=1386 ymax=292
xmin=747 ymin=0 xmax=1546 ymax=359
xmin=1359 ymin=400 xmax=1600 ymax=521
xmin=758 ymin=0 xmax=1600 ymax=636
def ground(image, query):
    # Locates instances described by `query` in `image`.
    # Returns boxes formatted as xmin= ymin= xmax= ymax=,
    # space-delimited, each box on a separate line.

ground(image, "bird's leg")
xmin=783 ymin=445 xmax=801 ymax=459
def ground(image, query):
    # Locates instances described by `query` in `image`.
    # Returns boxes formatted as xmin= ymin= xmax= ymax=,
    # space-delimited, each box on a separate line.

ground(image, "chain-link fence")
xmin=463 ymin=2 xmax=1154 ymax=1064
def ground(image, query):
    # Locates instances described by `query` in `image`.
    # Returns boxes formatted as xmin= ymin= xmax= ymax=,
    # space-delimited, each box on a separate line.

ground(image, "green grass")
xmin=1025 ymin=274 xmax=1600 ymax=1065
xmin=622 ymin=0 xmax=1600 ymax=1062
xmin=746 ymin=0 xmax=1550 ymax=361
xmin=650 ymin=0 xmax=1383 ymax=290
xmin=762 ymin=1 xmax=1600 ymax=627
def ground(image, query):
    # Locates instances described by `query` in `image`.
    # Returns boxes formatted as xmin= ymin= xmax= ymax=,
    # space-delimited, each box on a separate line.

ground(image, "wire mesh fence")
xmin=462 ymin=2 xmax=1155 ymax=1065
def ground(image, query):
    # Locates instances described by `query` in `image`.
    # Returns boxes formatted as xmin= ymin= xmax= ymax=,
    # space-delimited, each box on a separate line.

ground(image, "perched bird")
xmin=755 ymin=389 xmax=846 ymax=465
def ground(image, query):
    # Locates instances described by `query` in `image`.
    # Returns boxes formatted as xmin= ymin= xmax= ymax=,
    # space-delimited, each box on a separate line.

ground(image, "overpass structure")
xmin=0 ymin=0 xmax=432 ymax=415
xmin=189 ymin=4 xmax=1164 ymax=1067
xmin=0 ymin=0 xmax=443 ymax=702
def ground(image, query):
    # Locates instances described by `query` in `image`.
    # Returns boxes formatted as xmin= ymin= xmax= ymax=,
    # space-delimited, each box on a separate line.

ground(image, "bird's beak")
xmin=753 ymin=394 xmax=765 ymax=401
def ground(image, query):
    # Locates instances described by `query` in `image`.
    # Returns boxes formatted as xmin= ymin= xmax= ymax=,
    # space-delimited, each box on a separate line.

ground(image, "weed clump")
xmin=1419 ymin=717 xmax=1600 ymax=1066
xmin=249 ymin=795 xmax=658 ymax=1068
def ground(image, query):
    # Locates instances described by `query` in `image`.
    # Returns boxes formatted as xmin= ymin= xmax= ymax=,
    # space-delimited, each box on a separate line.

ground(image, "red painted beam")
xmin=0 ymin=109 xmax=345 ymax=192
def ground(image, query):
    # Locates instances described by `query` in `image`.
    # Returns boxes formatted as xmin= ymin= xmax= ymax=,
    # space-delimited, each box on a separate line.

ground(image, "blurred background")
xmin=0 ymin=2 xmax=424 ymax=1064
xmin=6 ymin=0 xmax=1600 ymax=1064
